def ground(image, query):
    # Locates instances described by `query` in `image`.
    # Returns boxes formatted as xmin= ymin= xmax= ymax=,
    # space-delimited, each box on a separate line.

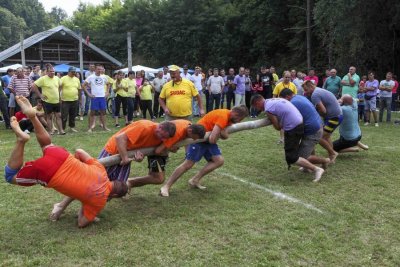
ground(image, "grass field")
xmin=0 ymin=111 xmax=400 ymax=266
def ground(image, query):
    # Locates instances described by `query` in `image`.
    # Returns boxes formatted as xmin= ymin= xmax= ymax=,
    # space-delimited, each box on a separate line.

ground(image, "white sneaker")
xmin=70 ymin=128 xmax=78 ymax=133
xmin=375 ymin=123 xmax=379 ymax=127
xmin=23 ymin=129 xmax=30 ymax=134
xmin=80 ymin=117 xmax=83 ymax=121
xmin=364 ymin=122 xmax=369 ymax=126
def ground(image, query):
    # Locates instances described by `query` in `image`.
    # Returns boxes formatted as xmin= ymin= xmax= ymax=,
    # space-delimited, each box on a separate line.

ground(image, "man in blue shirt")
xmin=333 ymin=94 xmax=369 ymax=153
xmin=280 ymin=89 xmax=330 ymax=173
xmin=2 ymin=68 xmax=14 ymax=98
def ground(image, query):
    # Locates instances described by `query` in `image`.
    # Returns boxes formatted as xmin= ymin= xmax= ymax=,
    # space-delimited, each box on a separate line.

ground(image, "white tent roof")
xmin=0 ymin=64 xmax=23 ymax=73
xmin=118 ymin=65 xmax=159 ymax=74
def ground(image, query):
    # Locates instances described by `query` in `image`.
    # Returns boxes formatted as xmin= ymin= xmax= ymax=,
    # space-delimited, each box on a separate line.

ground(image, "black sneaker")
xmin=115 ymin=124 xmax=120 ymax=128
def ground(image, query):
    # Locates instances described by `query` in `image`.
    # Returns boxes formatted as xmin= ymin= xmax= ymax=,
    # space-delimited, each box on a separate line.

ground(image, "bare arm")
xmin=316 ymin=102 xmax=327 ymax=116
xmin=74 ymin=149 xmax=92 ymax=162
xmin=77 ymin=207 xmax=91 ymax=228
xmin=266 ymin=112 xmax=281 ymax=131
xmin=209 ymin=125 xmax=222 ymax=144
xmin=82 ymin=81 xmax=94 ymax=98
xmin=31 ymin=83 xmax=44 ymax=100
xmin=159 ymin=97 xmax=169 ymax=115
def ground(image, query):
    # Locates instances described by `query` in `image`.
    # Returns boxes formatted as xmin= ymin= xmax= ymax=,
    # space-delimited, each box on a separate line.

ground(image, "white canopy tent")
xmin=118 ymin=65 xmax=159 ymax=74
xmin=0 ymin=64 xmax=23 ymax=73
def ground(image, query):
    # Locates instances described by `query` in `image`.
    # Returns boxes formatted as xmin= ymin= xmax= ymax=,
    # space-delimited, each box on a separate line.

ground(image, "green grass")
xmin=1 ymin=112 xmax=400 ymax=266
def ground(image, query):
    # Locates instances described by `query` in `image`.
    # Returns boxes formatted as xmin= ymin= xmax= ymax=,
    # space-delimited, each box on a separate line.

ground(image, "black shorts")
xmin=284 ymin=124 xmax=304 ymax=166
xmin=43 ymin=102 xmax=60 ymax=114
xmin=147 ymin=155 xmax=168 ymax=172
xmin=333 ymin=135 xmax=361 ymax=152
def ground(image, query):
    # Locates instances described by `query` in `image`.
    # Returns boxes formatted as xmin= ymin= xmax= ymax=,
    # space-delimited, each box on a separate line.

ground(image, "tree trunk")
xmin=98 ymin=118 xmax=271 ymax=167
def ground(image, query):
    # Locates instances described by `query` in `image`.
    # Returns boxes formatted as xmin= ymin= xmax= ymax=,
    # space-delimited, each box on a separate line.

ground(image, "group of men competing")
xmin=4 ymin=72 xmax=368 ymax=228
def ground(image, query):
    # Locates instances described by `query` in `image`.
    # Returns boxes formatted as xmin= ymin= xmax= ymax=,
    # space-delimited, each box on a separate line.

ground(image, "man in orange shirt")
xmin=4 ymin=96 xmax=127 ymax=228
xmin=126 ymin=120 xmax=206 ymax=190
xmin=160 ymin=105 xmax=249 ymax=197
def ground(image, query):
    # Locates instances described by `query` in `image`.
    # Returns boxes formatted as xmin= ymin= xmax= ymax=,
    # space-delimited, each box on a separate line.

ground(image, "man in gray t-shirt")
xmin=303 ymin=81 xmax=342 ymax=164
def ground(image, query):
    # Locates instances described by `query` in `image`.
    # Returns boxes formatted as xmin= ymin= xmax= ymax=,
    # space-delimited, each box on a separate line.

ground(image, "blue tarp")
xmin=54 ymin=64 xmax=85 ymax=73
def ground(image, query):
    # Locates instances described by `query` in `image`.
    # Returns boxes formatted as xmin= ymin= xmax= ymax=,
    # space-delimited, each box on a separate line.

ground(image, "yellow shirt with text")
xmin=160 ymin=79 xmax=198 ymax=117
xmin=272 ymin=81 xmax=297 ymax=96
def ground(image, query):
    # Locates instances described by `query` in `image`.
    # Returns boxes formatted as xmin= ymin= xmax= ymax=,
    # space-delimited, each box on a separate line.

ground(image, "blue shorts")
xmin=91 ymin=97 xmax=106 ymax=111
xmin=186 ymin=143 xmax=222 ymax=162
xmin=4 ymin=165 xmax=20 ymax=183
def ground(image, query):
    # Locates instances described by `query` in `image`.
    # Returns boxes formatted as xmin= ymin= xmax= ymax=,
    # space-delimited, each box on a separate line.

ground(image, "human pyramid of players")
xmin=4 ymin=64 xmax=374 ymax=228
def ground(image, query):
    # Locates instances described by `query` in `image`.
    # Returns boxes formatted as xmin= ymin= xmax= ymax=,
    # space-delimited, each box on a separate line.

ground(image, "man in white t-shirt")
xmin=378 ymin=72 xmax=395 ymax=123
xmin=162 ymin=66 xmax=171 ymax=83
xmin=152 ymin=71 xmax=166 ymax=118
xmin=207 ymin=68 xmax=224 ymax=111
xmin=190 ymin=66 xmax=204 ymax=116
xmin=180 ymin=65 xmax=192 ymax=80
xmin=82 ymin=65 xmax=110 ymax=132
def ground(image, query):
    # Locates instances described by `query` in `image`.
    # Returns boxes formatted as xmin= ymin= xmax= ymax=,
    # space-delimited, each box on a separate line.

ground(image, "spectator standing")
xmin=207 ymin=68 xmax=224 ymax=111
xmin=60 ymin=67 xmax=81 ymax=132
xmin=180 ymin=65 xmax=192 ymax=80
xmin=220 ymin=69 xmax=228 ymax=108
xmin=2 ymin=68 xmax=14 ymax=99
xmin=31 ymin=64 xmax=64 ymax=135
xmin=159 ymin=65 xmax=204 ymax=121
xmin=391 ymin=75 xmax=399 ymax=111
xmin=152 ymin=71 xmax=165 ymax=118
xmin=233 ymin=67 xmax=246 ymax=106
xmin=190 ymin=66 xmax=204 ymax=115
xmin=270 ymin=66 xmax=279 ymax=91
xmin=341 ymin=66 xmax=360 ymax=98
xmin=244 ymin=68 xmax=253 ymax=112
xmin=8 ymin=67 xmax=32 ymax=114
xmin=378 ymin=72 xmax=395 ymax=123
xmin=134 ymin=71 xmax=144 ymax=117
xmin=304 ymin=68 xmax=319 ymax=85
xmin=75 ymin=72 xmax=85 ymax=121
xmin=125 ymin=71 xmax=136 ymax=123
xmin=293 ymin=72 xmax=305 ymax=95
xmin=323 ymin=69 xmax=342 ymax=98
xmin=203 ymin=69 xmax=212 ymax=113
xmin=0 ymin=80 xmax=11 ymax=129
xmin=113 ymin=71 xmax=129 ymax=127
xmin=273 ymin=71 xmax=297 ymax=97
xmin=162 ymin=66 xmax=171 ymax=83
xmin=82 ymin=65 xmax=110 ymax=132
xmin=257 ymin=66 xmax=274 ymax=99
xmin=364 ymin=72 xmax=379 ymax=126
xmin=138 ymin=78 xmax=155 ymax=120
xmin=226 ymin=68 xmax=236 ymax=109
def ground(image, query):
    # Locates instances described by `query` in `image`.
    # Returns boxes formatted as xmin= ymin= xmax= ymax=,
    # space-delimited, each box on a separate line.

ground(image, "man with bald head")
xmin=333 ymin=94 xmax=368 ymax=153
xmin=341 ymin=66 xmax=360 ymax=98
xmin=323 ymin=69 xmax=342 ymax=99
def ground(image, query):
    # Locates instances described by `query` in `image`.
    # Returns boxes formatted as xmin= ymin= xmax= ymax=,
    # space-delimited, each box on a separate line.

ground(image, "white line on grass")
xmin=219 ymin=171 xmax=324 ymax=214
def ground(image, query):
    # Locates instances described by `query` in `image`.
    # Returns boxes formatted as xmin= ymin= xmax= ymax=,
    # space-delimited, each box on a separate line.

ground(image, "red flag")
xmin=85 ymin=35 xmax=90 ymax=45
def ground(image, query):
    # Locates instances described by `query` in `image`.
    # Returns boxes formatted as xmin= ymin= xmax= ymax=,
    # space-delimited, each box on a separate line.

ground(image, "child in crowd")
xmin=138 ymin=78 xmax=155 ymax=120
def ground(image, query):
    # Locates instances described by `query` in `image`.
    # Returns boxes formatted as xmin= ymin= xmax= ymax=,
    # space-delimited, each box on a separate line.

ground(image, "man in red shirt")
xmin=4 ymin=96 xmax=127 ymax=227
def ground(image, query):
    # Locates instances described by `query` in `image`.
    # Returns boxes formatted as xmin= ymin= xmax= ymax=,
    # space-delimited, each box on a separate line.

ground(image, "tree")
xmin=49 ymin=7 xmax=68 ymax=26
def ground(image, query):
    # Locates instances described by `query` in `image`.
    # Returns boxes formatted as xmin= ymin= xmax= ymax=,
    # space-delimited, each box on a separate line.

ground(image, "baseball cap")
xmin=169 ymin=65 xmax=180 ymax=72
xmin=68 ymin=66 xmax=76 ymax=72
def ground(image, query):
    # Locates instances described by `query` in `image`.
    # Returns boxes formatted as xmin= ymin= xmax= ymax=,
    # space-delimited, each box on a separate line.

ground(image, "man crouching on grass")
xmin=4 ymin=96 xmax=127 ymax=228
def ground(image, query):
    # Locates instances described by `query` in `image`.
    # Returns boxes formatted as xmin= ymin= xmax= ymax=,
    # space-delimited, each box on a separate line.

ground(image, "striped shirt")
xmin=8 ymin=75 xmax=32 ymax=97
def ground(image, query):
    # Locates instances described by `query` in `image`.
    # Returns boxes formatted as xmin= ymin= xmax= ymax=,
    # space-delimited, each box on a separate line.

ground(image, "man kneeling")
xmin=4 ymin=96 xmax=127 ymax=228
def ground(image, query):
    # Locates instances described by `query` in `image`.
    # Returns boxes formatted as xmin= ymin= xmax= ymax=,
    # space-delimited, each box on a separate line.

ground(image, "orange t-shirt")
xmin=47 ymin=155 xmax=112 ymax=221
xmin=198 ymin=109 xmax=231 ymax=131
xmin=164 ymin=119 xmax=191 ymax=148
xmin=104 ymin=120 xmax=163 ymax=155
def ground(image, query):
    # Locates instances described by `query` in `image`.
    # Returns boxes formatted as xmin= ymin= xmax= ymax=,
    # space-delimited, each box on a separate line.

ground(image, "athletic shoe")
xmin=375 ymin=123 xmax=379 ymax=127
xmin=364 ymin=122 xmax=369 ymax=126
xmin=115 ymin=124 xmax=120 ymax=128
xmin=70 ymin=128 xmax=78 ymax=133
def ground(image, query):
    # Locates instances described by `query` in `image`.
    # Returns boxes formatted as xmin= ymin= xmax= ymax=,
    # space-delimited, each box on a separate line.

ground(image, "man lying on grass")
xmin=4 ymin=96 xmax=127 ymax=228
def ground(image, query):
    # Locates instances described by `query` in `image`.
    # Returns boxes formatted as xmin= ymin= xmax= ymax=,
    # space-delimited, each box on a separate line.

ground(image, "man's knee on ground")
xmin=4 ymin=165 xmax=19 ymax=184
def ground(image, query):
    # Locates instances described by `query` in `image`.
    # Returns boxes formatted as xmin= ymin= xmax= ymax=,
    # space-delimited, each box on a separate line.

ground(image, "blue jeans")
xmin=192 ymin=90 xmax=202 ymax=116
xmin=209 ymin=93 xmax=221 ymax=111
xmin=379 ymin=97 xmax=392 ymax=122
